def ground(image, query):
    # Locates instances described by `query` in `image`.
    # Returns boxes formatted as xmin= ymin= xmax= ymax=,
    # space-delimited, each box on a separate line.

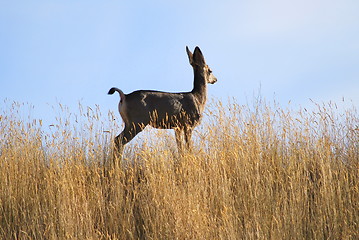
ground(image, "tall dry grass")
xmin=0 ymin=99 xmax=358 ymax=239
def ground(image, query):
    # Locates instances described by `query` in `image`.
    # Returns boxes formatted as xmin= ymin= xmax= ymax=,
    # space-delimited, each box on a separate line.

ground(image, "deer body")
xmin=109 ymin=46 xmax=217 ymax=156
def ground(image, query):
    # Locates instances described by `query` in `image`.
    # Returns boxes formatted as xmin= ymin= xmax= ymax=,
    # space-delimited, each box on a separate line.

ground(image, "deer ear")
xmin=193 ymin=46 xmax=205 ymax=65
xmin=186 ymin=46 xmax=194 ymax=65
xmin=194 ymin=46 xmax=202 ymax=55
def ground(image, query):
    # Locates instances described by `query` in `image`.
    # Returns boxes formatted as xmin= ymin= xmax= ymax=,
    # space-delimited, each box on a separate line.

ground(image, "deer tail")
xmin=108 ymin=87 xmax=126 ymax=102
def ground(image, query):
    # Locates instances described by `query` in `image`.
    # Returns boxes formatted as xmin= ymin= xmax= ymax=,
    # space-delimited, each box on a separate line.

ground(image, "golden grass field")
xmin=0 ymin=99 xmax=358 ymax=239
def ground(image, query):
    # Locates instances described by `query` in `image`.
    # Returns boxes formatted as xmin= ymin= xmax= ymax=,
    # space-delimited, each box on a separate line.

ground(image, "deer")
xmin=108 ymin=46 xmax=217 ymax=158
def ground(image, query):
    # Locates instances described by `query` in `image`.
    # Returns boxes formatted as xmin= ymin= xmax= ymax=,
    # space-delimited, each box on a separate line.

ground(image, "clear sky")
xmin=1 ymin=0 xmax=359 ymax=125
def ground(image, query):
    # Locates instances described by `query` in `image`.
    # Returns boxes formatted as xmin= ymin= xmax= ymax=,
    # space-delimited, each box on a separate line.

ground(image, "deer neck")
xmin=191 ymin=66 xmax=207 ymax=105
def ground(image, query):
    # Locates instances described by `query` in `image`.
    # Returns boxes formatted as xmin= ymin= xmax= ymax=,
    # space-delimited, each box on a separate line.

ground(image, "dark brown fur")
xmin=108 ymin=46 xmax=217 ymax=156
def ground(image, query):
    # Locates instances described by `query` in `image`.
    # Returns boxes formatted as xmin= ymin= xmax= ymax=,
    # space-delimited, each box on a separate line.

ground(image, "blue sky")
xmin=1 ymin=0 xmax=359 ymax=125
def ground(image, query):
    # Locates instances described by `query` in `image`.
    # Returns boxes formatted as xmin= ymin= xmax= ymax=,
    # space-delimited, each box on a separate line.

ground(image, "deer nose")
xmin=211 ymin=76 xmax=217 ymax=84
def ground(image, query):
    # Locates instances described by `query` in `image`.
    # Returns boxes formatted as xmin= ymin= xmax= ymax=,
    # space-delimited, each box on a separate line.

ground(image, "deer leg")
xmin=122 ymin=123 xmax=144 ymax=144
xmin=114 ymin=133 xmax=124 ymax=157
xmin=113 ymin=123 xmax=144 ymax=161
xmin=175 ymin=128 xmax=184 ymax=154
xmin=184 ymin=127 xmax=193 ymax=151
